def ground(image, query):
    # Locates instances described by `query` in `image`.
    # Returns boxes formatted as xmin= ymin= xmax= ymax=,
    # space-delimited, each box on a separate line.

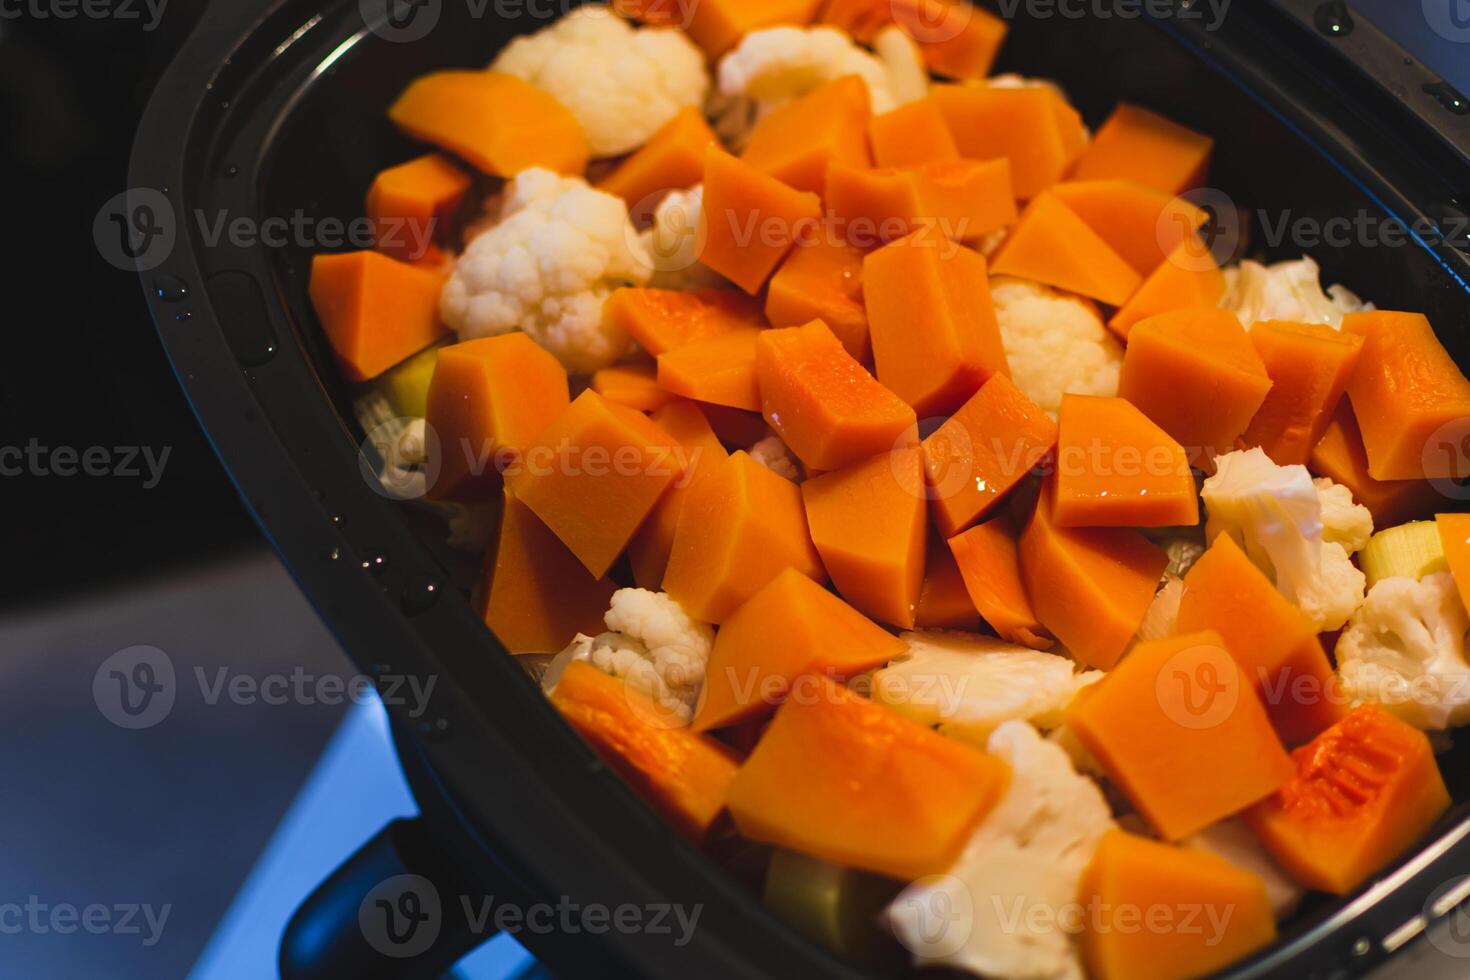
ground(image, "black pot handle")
xmin=279 ymin=818 xmax=495 ymax=980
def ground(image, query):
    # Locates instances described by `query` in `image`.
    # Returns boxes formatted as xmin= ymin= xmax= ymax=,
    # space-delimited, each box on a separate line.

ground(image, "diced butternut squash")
xmin=628 ymin=401 xmax=729 ymax=589
xmin=623 ymin=0 xmax=822 ymax=58
xmin=695 ymin=568 xmax=906 ymax=730
xmin=1107 ymin=235 xmax=1225 ymax=338
xmin=551 ymin=661 xmax=739 ymax=840
xmin=605 ymin=287 xmax=762 ymax=357
xmin=824 ymin=159 xmax=1016 ymax=246
xmin=916 ymin=535 xmax=981 ymax=630
xmin=663 ymin=451 xmax=826 ymax=622
xmin=657 ymin=328 xmax=764 ymax=411
xmin=989 ymin=192 xmax=1142 ymax=306
xmin=597 ymin=106 xmax=716 ymax=209
xmin=821 ymin=0 xmax=1008 ymax=79
xmin=930 ymin=85 xmax=1083 ymax=199
xmin=868 ymin=97 xmax=959 ymax=167
xmin=507 ymin=390 xmax=685 ymax=577
xmin=480 ymin=490 xmax=616 ymax=654
xmin=765 ymin=237 xmax=869 ymax=362
xmin=802 ymin=447 xmax=928 ymax=628
xmin=724 ymin=676 xmax=1009 ymax=878
xmin=1240 ymin=320 xmax=1364 ymax=465
xmin=1309 ymin=401 xmax=1442 ymax=527
xmin=1244 ymin=705 xmax=1450 ymax=895
xmin=949 ymin=515 xmax=1052 ymax=649
xmin=1070 ymin=103 xmax=1214 ymax=194
xmin=1018 ymin=478 xmax=1167 ymax=669
xmin=1078 ymin=831 xmax=1277 ymax=980
xmin=1068 ymin=630 xmax=1294 ymax=840
xmin=388 ymin=71 xmax=588 ymax=176
xmin=1053 ymin=394 xmax=1198 ymax=528
xmin=755 ymin=320 xmax=918 ymax=471
xmin=864 ymin=228 xmax=1008 ymax=416
xmin=1438 ymin=513 xmax=1470 ymax=617
xmin=1342 ymin=310 xmax=1470 ymax=480
xmin=365 ymin=154 xmax=470 ymax=263
xmin=700 ymin=146 xmax=822 ymax=293
xmin=424 ymin=334 xmax=570 ymax=501
xmin=1051 ymin=180 xmax=1208 ymax=276
xmin=741 ymin=75 xmax=871 ymax=194
xmin=1176 ymin=534 xmax=1347 ymax=745
xmin=699 ymin=403 xmax=772 ymax=449
xmin=1118 ymin=308 xmax=1273 ymax=468
xmin=591 ymin=361 xmax=674 ymax=413
xmin=308 ymin=250 xmax=449 ymax=382
xmin=921 ymin=373 xmax=1056 ymax=537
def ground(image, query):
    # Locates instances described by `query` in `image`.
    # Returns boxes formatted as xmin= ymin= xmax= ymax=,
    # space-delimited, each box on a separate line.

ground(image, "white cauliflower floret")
xmin=890 ymin=721 xmax=1113 ymax=978
xmin=637 ymin=184 xmax=727 ymax=290
xmin=441 ymin=168 xmax=652 ymax=373
xmin=546 ymin=588 xmax=714 ymax=725
xmin=1315 ymin=477 xmax=1373 ymax=554
xmin=490 ymin=5 xmax=709 ymax=157
xmin=1137 ymin=574 xmax=1184 ymax=642
xmin=1337 ymin=572 xmax=1470 ymax=730
xmin=991 ymin=277 xmax=1122 ymax=419
xmin=1184 ymin=819 xmax=1303 ymax=920
xmin=872 ymin=26 xmax=927 ymax=105
xmin=1219 ymin=256 xmax=1371 ymax=329
xmin=747 ymin=434 xmax=801 ymax=482
xmin=872 ymin=631 xmax=1101 ymax=744
xmin=1203 ymin=448 xmax=1365 ymax=631
xmin=718 ymin=26 xmax=897 ymax=114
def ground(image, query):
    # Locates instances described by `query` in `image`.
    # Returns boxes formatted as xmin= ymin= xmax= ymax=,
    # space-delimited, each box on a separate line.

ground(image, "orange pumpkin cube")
xmin=1108 ymin=234 xmax=1225 ymax=338
xmin=1244 ymin=705 xmax=1449 ymax=895
xmin=1118 ymin=308 xmax=1273 ymax=467
xmin=590 ymin=361 xmax=673 ymax=413
xmin=1068 ymin=630 xmax=1294 ymax=840
xmin=507 ymin=390 xmax=685 ymax=577
xmin=1051 ymin=179 xmax=1209 ymax=276
xmin=930 ymin=84 xmax=1083 ymax=198
xmin=990 ymin=192 xmax=1142 ymax=306
xmin=764 ymin=237 xmax=869 ymax=362
xmin=308 ymin=250 xmax=449 ymax=382
xmin=915 ymin=535 xmax=981 ymax=630
xmin=605 ymin=287 xmax=763 ymax=357
xmin=424 ymin=334 xmax=570 ymax=501
xmin=724 ymin=676 xmax=1009 ymax=879
xmin=656 ymin=328 xmax=764 ymax=411
xmin=1309 ymin=402 xmax=1442 ymax=527
xmin=741 ymin=75 xmax=871 ymax=194
xmin=822 ymin=0 xmax=1008 ymax=79
xmin=1241 ymin=320 xmax=1363 ymax=465
xmin=694 ymin=568 xmax=905 ymax=730
xmin=699 ymin=146 xmax=822 ymax=294
xmin=949 ymin=515 xmax=1052 ymax=649
xmin=755 ymin=320 xmax=917 ymax=471
xmin=628 ymin=401 xmax=730 ymax=590
xmin=864 ymin=228 xmax=1008 ymax=416
xmin=868 ymin=97 xmax=960 ymax=167
xmin=1053 ymin=393 xmax=1198 ymax=528
xmin=1438 ymin=513 xmax=1470 ymax=617
xmin=824 ymin=159 xmax=1016 ymax=247
xmin=480 ymin=490 xmax=616 ymax=655
xmin=663 ymin=451 xmax=826 ymax=622
xmin=1071 ymin=103 xmax=1214 ymax=194
xmin=365 ymin=154 xmax=470 ymax=263
xmin=639 ymin=0 xmax=823 ymax=58
xmin=597 ymin=106 xmax=717 ymax=211
xmin=921 ymin=373 xmax=1056 ymax=537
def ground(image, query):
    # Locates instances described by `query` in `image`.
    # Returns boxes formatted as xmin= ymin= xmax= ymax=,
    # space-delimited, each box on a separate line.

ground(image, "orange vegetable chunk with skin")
xmin=597 ymin=106 xmax=716 ymax=210
xmin=949 ymin=515 xmax=1052 ymax=649
xmin=755 ymin=320 xmax=919 ymax=472
xmin=724 ymin=676 xmax=1009 ymax=878
xmin=921 ymin=373 xmax=1057 ymax=537
xmin=621 ymin=0 xmax=823 ymax=58
xmin=605 ymin=287 xmax=762 ymax=357
xmin=480 ymin=491 xmax=616 ymax=655
xmin=741 ymin=75 xmax=871 ymax=194
xmin=1107 ymin=234 xmax=1225 ymax=338
xmin=1070 ymin=103 xmax=1214 ymax=195
xmin=591 ymin=361 xmax=674 ymax=413
xmin=1342 ymin=310 xmax=1470 ymax=480
xmin=869 ymin=97 xmax=960 ymax=167
xmin=1438 ymin=513 xmax=1470 ymax=617
xmin=424 ymin=334 xmax=570 ymax=501
xmin=824 ymin=159 xmax=1016 ymax=246
xmin=1118 ymin=308 xmax=1273 ymax=468
xmin=507 ymin=390 xmax=685 ymax=578
xmin=764 ymin=237 xmax=869 ymax=362
xmin=365 ymin=154 xmax=471 ymax=263
xmin=1068 ymin=630 xmax=1294 ymax=840
xmin=388 ymin=71 xmax=588 ymax=177
xmin=628 ymin=401 xmax=729 ymax=590
xmin=915 ymin=535 xmax=982 ymax=630
xmin=864 ymin=228 xmax=1008 ymax=416
xmin=930 ymin=84 xmax=1084 ymax=198
xmin=821 ymin=0 xmax=1008 ymax=80
xmin=1053 ymin=393 xmax=1198 ymax=528
xmin=694 ymin=569 xmax=906 ymax=731
xmin=1244 ymin=705 xmax=1450 ymax=895
xmin=1051 ymin=180 xmax=1208 ymax=276
xmin=700 ymin=146 xmax=822 ymax=294
xmin=989 ymin=192 xmax=1142 ymax=306
xmin=1241 ymin=319 xmax=1364 ymax=465
xmin=308 ymin=250 xmax=449 ymax=382
xmin=1078 ymin=830 xmax=1277 ymax=980
xmin=551 ymin=661 xmax=739 ymax=840
xmin=656 ymin=328 xmax=764 ymax=411
xmin=663 ymin=451 xmax=826 ymax=623
xmin=1176 ymin=534 xmax=1347 ymax=746
xmin=1309 ymin=401 xmax=1442 ymax=527
xmin=802 ymin=446 xmax=928 ymax=628
xmin=1018 ymin=478 xmax=1167 ymax=670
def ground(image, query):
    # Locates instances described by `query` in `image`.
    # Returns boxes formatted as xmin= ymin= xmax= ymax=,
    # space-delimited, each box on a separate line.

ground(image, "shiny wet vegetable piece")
xmin=699 ymin=146 xmax=821 ymax=294
xmin=741 ymin=75 xmax=872 ymax=195
xmin=606 ymin=288 xmax=763 ymax=357
xmin=990 ymin=192 xmax=1142 ymax=306
xmin=1051 ymin=179 xmax=1208 ymax=276
xmin=1436 ymin=513 xmax=1470 ymax=616
xmin=764 ymin=237 xmax=869 ymax=362
xmin=656 ymin=328 xmax=765 ymax=411
xmin=1070 ymin=103 xmax=1214 ymax=195
xmin=1052 ymin=393 xmax=1198 ymax=528
xmin=1107 ymin=234 xmax=1225 ymax=338
xmin=308 ymin=250 xmax=448 ymax=383
xmin=1241 ymin=320 xmax=1363 ymax=466
xmin=930 ymin=85 xmax=1083 ymax=198
xmin=1309 ymin=401 xmax=1442 ymax=527
xmin=949 ymin=515 xmax=1052 ymax=649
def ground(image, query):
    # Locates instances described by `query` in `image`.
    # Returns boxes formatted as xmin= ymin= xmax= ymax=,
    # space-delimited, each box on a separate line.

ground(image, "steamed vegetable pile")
xmin=307 ymin=3 xmax=1470 ymax=977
